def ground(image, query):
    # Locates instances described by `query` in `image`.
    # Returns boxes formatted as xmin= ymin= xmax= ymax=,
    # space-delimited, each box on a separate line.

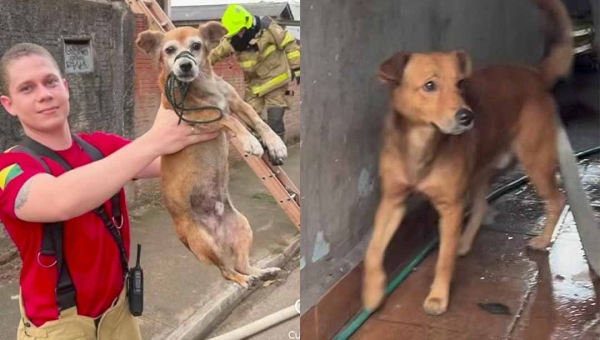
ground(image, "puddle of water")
xmin=520 ymin=208 xmax=600 ymax=339
xmin=550 ymin=229 xmax=596 ymax=303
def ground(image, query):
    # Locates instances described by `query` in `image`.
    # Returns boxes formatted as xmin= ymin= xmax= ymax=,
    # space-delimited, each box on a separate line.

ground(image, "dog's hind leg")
xmin=458 ymin=180 xmax=490 ymax=256
xmin=362 ymin=192 xmax=408 ymax=311
xmin=185 ymin=223 xmax=256 ymax=288
xmin=231 ymin=211 xmax=281 ymax=280
xmin=515 ymin=98 xmax=565 ymax=251
xmin=219 ymin=266 xmax=257 ymax=289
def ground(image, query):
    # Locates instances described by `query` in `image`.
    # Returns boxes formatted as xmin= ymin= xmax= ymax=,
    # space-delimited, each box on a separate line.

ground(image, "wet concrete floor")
xmin=350 ymin=163 xmax=600 ymax=340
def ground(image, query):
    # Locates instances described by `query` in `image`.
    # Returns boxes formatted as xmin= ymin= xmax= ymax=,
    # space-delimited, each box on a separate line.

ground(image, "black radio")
xmin=128 ymin=243 xmax=144 ymax=316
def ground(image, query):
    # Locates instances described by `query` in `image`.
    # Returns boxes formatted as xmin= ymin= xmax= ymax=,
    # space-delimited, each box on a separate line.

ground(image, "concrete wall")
xmin=300 ymin=0 xmax=547 ymax=311
xmin=0 ymin=0 xmax=135 ymax=148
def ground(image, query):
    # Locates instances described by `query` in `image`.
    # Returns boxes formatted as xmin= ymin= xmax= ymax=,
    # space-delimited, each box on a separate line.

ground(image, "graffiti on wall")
xmin=64 ymin=40 xmax=94 ymax=73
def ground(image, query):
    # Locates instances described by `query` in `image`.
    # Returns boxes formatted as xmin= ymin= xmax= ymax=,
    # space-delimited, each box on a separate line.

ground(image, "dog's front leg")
xmin=220 ymin=115 xmax=264 ymax=157
xmin=425 ymin=200 xmax=464 ymax=315
xmin=363 ymin=192 xmax=408 ymax=311
xmin=227 ymin=95 xmax=287 ymax=160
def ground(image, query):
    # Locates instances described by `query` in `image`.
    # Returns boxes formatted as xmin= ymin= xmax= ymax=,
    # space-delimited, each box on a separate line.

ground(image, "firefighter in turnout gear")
xmin=209 ymin=4 xmax=300 ymax=144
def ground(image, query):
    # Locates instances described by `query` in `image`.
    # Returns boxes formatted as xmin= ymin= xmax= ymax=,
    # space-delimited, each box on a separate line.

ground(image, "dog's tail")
xmin=534 ymin=0 xmax=574 ymax=88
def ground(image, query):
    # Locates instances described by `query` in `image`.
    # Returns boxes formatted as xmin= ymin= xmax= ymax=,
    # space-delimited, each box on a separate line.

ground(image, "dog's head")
xmin=378 ymin=50 xmax=474 ymax=135
xmin=135 ymin=22 xmax=227 ymax=82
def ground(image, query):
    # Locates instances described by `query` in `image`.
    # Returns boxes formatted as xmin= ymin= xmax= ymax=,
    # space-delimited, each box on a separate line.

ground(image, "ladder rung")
xmin=161 ymin=21 xmax=170 ymax=27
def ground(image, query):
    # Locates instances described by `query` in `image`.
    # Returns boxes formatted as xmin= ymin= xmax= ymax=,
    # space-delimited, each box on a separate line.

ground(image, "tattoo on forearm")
xmin=14 ymin=177 xmax=34 ymax=211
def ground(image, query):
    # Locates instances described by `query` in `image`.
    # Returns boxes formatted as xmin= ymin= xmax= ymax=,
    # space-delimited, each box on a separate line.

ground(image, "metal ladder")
xmin=126 ymin=0 xmax=301 ymax=230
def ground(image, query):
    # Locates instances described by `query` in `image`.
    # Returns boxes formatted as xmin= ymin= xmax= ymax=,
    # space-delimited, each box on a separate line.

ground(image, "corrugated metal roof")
xmin=171 ymin=2 xmax=294 ymax=22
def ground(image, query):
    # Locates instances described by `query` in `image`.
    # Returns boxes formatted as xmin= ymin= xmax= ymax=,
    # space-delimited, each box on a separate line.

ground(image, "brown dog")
xmin=363 ymin=0 xmax=573 ymax=315
xmin=135 ymin=22 xmax=286 ymax=288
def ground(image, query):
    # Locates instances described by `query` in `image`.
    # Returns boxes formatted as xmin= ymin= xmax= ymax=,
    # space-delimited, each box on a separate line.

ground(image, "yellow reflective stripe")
xmin=293 ymin=69 xmax=300 ymax=77
xmin=251 ymin=72 xmax=290 ymax=95
xmin=262 ymin=45 xmax=276 ymax=58
xmin=286 ymin=51 xmax=300 ymax=60
xmin=281 ymin=32 xmax=295 ymax=47
xmin=239 ymin=60 xmax=256 ymax=69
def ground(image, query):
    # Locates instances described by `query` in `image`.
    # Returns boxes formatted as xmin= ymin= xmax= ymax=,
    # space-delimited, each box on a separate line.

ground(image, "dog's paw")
xmin=238 ymin=274 xmax=259 ymax=289
xmin=457 ymin=237 xmax=473 ymax=257
xmin=423 ymin=294 xmax=449 ymax=316
xmin=256 ymin=267 xmax=281 ymax=280
xmin=457 ymin=243 xmax=472 ymax=257
xmin=362 ymin=269 xmax=386 ymax=312
xmin=242 ymin=135 xmax=264 ymax=157
xmin=526 ymin=236 xmax=551 ymax=252
xmin=263 ymin=133 xmax=288 ymax=160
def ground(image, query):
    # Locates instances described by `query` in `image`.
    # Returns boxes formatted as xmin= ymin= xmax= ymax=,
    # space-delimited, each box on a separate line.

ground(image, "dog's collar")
xmin=164 ymin=72 xmax=224 ymax=125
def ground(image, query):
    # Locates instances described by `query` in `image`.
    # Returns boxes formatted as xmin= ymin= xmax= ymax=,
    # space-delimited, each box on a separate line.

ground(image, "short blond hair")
xmin=0 ymin=43 xmax=61 ymax=95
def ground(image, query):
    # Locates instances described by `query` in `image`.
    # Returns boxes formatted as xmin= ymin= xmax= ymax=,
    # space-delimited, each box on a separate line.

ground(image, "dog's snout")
xmin=180 ymin=60 xmax=193 ymax=72
xmin=456 ymin=108 xmax=474 ymax=126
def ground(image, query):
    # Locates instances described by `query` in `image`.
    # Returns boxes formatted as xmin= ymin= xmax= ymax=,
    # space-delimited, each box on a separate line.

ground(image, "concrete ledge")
xmin=165 ymin=235 xmax=300 ymax=340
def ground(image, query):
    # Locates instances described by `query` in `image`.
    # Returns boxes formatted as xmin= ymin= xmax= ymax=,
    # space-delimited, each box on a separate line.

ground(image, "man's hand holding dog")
xmin=145 ymin=104 xmax=221 ymax=156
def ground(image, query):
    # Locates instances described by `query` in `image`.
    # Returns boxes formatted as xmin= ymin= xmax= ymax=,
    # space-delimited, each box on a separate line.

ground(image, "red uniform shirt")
xmin=0 ymin=131 xmax=132 ymax=327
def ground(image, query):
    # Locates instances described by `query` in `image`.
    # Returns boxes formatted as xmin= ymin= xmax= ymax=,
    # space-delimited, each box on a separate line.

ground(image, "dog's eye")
xmin=423 ymin=81 xmax=436 ymax=92
xmin=191 ymin=42 xmax=201 ymax=50
xmin=165 ymin=46 xmax=176 ymax=54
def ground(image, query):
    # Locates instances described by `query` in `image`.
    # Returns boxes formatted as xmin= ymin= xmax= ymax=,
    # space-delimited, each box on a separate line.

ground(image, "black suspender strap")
xmin=71 ymin=135 xmax=122 ymax=224
xmin=69 ymin=135 xmax=127 ymax=277
xmin=9 ymin=144 xmax=77 ymax=312
xmin=8 ymin=145 xmax=57 ymax=257
xmin=10 ymin=134 xmax=128 ymax=314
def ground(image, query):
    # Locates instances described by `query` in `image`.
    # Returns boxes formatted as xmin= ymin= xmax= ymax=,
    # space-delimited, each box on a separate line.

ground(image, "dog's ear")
xmin=136 ymin=30 xmax=164 ymax=57
xmin=199 ymin=21 xmax=228 ymax=51
xmin=377 ymin=52 xmax=411 ymax=84
xmin=454 ymin=49 xmax=472 ymax=78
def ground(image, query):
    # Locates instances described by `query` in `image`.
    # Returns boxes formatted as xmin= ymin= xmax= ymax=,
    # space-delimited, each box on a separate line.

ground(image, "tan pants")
xmin=245 ymin=85 xmax=291 ymax=117
xmin=17 ymin=287 xmax=141 ymax=340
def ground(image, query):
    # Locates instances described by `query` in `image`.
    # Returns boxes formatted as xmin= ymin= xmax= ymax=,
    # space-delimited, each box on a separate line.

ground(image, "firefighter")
xmin=209 ymin=4 xmax=300 ymax=144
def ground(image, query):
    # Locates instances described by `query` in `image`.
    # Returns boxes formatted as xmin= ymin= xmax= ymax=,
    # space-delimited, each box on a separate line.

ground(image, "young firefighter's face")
xmin=0 ymin=54 xmax=70 ymax=133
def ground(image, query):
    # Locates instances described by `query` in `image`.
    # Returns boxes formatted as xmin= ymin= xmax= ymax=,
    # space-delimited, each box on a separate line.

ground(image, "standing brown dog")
xmin=135 ymin=22 xmax=286 ymax=288
xmin=363 ymin=0 xmax=573 ymax=315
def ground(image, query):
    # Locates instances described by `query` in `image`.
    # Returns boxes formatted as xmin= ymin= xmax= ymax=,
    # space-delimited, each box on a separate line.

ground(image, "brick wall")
xmin=133 ymin=15 xmax=163 ymax=138
xmin=128 ymin=14 xmax=164 ymax=208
